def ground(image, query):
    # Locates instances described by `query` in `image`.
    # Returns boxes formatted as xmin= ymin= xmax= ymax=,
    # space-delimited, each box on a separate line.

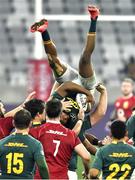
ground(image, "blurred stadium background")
xmin=1 ymin=0 xmax=135 ymax=138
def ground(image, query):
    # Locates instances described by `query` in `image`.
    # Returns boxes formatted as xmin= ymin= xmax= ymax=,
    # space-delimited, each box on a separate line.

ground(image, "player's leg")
xmin=30 ymin=19 xmax=78 ymax=85
xmin=30 ymin=19 xmax=66 ymax=77
xmin=79 ymin=5 xmax=99 ymax=90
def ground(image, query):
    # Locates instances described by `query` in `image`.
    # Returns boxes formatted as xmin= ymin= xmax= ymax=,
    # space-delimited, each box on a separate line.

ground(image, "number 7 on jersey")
xmin=53 ymin=140 xmax=60 ymax=157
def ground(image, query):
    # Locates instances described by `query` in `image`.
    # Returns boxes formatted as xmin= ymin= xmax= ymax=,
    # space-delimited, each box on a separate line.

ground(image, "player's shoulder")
xmin=132 ymin=95 xmax=135 ymax=100
xmin=27 ymin=134 xmax=41 ymax=146
xmin=66 ymin=128 xmax=77 ymax=138
xmin=0 ymin=134 xmax=14 ymax=146
xmin=115 ymin=97 xmax=123 ymax=102
xmin=0 ymin=116 xmax=13 ymax=121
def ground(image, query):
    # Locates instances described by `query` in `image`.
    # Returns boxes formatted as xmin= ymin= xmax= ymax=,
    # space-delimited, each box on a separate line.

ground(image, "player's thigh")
xmin=79 ymin=72 xmax=97 ymax=91
xmin=55 ymin=63 xmax=78 ymax=84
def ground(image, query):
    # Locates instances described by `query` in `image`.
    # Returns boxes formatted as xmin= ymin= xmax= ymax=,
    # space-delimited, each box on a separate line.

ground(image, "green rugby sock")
xmin=89 ymin=18 xmax=97 ymax=33
xmin=42 ymin=30 xmax=51 ymax=42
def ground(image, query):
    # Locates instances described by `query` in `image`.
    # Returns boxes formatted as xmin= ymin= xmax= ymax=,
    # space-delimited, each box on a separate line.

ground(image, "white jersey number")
xmin=53 ymin=140 xmax=60 ymax=157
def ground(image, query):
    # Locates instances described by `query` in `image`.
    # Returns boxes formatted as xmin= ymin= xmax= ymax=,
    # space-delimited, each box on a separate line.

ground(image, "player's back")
xmin=38 ymin=121 xmax=80 ymax=179
xmin=0 ymin=133 xmax=41 ymax=179
xmin=100 ymin=141 xmax=135 ymax=179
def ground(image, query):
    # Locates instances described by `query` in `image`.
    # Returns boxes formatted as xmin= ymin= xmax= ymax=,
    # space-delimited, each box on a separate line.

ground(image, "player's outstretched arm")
xmin=54 ymin=81 xmax=95 ymax=104
xmin=82 ymin=137 xmax=97 ymax=155
xmin=91 ymin=83 xmax=107 ymax=126
xmin=4 ymin=91 xmax=36 ymax=117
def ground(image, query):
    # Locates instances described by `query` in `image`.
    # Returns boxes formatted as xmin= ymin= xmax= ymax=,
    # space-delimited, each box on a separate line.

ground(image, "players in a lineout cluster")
xmin=0 ymin=4 xmax=135 ymax=180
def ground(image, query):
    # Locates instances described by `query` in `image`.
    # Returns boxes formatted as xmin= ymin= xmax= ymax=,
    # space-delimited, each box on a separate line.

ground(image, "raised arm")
xmin=5 ymin=91 xmax=36 ymax=117
xmin=91 ymin=83 xmax=107 ymax=126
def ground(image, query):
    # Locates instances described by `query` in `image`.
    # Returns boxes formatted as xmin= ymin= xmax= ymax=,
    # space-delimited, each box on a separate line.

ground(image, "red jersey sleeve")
xmin=29 ymin=126 xmax=41 ymax=140
xmin=0 ymin=117 xmax=13 ymax=139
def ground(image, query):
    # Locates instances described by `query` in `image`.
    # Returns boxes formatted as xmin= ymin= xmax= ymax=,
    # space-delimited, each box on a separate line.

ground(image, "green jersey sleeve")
xmin=51 ymin=91 xmax=63 ymax=100
xmin=34 ymin=142 xmax=49 ymax=179
xmin=91 ymin=148 xmax=103 ymax=170
xmin=126 ymin=115 xmax=135 ymax=139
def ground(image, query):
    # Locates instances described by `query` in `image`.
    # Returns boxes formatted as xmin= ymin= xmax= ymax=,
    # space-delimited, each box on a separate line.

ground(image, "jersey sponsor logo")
xmin=123 ymin=101 xmax=129 ymax=109
xmin=46 ymin=130 xmax=67 ymax=136
xmin=4 ymin=142 xmax=28 ymax=147
xmin=70 ymin=113 xmax=77 ymax=122
xmin=66 ymin=97 xmax=79 ymax=109
xmin=109 ymin=152 xmax=132 ymax=158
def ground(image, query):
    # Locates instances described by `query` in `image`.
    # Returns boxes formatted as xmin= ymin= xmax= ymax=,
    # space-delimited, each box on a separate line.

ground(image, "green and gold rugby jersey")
xmin=92 ymin=140 xmax=135 ymax=179
xmin=0 ymin=132 xmax=44 ymax=179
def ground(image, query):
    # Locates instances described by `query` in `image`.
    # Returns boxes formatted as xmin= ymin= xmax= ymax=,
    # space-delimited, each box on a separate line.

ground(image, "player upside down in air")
xmin=30 ymin=5 xmax=99 ymax=102
xmin=30 ymin=4 xmax=107 ymax=179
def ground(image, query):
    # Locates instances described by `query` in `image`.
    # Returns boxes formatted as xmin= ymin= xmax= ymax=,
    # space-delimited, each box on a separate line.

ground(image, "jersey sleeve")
xmin=72 ymin=130 xmax=81 ymax=148
xmin=126 ymin=115 xmax=135 ymax=139
xmin=91 ymin=148 xmax=103 ymax=170
xmin=34 ymin=142 xmax=49 ymax=179
xmin=51 ymin=91 xmax=63 ymax=100
xmin=29 ymin=126 xmax=41 ymax=140
xmin=0 ymin=117 xmax=13 ymax=137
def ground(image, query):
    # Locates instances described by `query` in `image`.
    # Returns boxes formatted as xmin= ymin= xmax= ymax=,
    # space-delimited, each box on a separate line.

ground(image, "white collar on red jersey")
xmin=46 ymin=120 xmax=61 ymax=124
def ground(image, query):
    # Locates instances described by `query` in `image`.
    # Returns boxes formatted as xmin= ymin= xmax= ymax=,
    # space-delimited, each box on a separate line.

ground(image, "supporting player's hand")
xmin=96 ymin=83 xmax=106 ymax=94
xmin=102 ymin=136 xmax=112 ymax=145
xmin=22 ymin=91 xmax=36 ymax=107
xmin=82 ymin=171 xmax=89 ymax=180
xmin=78 ymin=108 xmax=85 ymax=121
xmin=61 ymin=99 xmax=72 ymax=112
xmin=25 ymin=91 xmax=36 ymax=102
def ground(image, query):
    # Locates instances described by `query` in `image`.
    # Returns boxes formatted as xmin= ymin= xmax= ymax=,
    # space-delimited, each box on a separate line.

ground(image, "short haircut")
xmin=110 ymin=120 xmax=126 ymax=139
xmin=123 ymin=78 xmax=134 ymax=85
xmin=46 ymin=99 xmax=62 ymax=119
xmin=14 ymin=109 xmax=32 ymax=129
xmin=24 ymin=98 xmax=45 ymax=119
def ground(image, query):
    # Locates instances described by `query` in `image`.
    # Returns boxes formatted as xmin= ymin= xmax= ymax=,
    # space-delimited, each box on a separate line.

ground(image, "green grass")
xmin=77 ymin=155 xmax=95 ymax=179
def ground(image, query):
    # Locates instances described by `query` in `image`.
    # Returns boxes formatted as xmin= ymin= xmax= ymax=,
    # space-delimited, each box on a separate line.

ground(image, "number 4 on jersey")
xmin=53 ymin=140 xmax=60 ymax=157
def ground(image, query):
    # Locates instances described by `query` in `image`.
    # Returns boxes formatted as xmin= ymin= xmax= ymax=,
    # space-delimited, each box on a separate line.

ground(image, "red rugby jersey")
xmin=115 ymin=95 xmax=135 ymax=120
xmin=37 ymin=120 xmax=80 ymax=179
